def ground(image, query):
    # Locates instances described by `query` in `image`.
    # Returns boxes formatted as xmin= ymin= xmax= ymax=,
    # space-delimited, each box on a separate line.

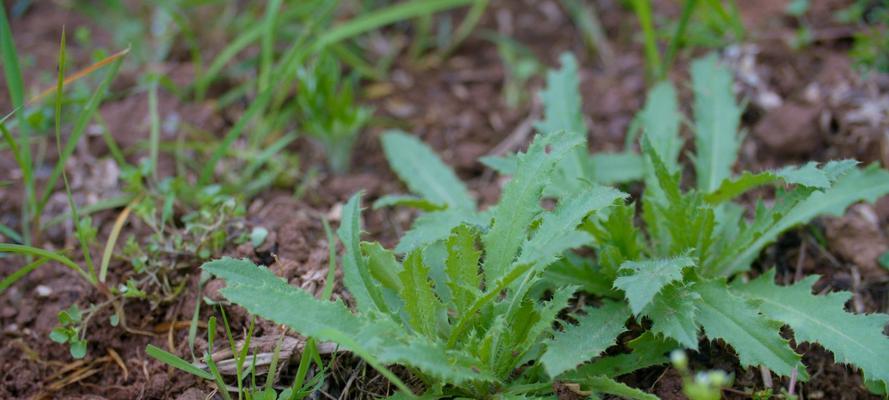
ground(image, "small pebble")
xmin=35 ymin=285 xmax=53 ymax=297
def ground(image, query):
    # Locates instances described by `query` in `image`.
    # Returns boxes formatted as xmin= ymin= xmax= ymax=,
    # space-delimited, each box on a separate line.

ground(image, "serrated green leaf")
xmin=381 ymin=130 xmax=475 ymax=210
xmin=585 ymin=202 xmax=645 ymax=277
xmin=704 ymin=170 xmax=781 ymax=204
xmin=582 ymin=375 xmax=659 ymax=400
xmin=483 ymin=131 xmax=584 ymax=284
xmin=479 ymin=153 xmax=517 ymax=175
xmin=399 ymin=250 xmax=445 ymax=337
xmin=735 ymin=269 xmax=889 ymax=391
xmin=544 ymin=253 xmax=616 ymax=296
xmin=777 ymin=162 xmax=834 ymax=189
xmin=692 ymin=53 xmax=742 ymax=193
xmin=704 ymin=160 xmax=859 ymax=203
xmin=203 ymin=258 xmax=495 ymax=387
xmin=566 ymin=332 xmax=674 ymax=380
xmin=395 ymin=209 xmax=476 ymax=254
xmin=694 ymin=280 xmax=802 ymax=377
xmin=723 ymin=164 xmax=889 ymax=275
xmin=372 ymin=194 xmax=446 ymax=211
xmin=588 ymin=152 xmax=645 ymax=184
xmin=445 ymin=225 xmax=482 ymax=313
xmin=536 ymin=52 xmax=587 ymax=139
xmin=337 ymin=193 xmax=390 ymax=314
xmin=640 ymin=81 xmax=681 ymax=172
xmin=642 ymin=284 xmax=701 ymax=349
xmin=614 ymin=256 xmax=695 ymax=315
xmin=362 ymin=242 xmax=403 ymax=292
xmin=535 ymin=52 xmax=588 ymax=192
xmin=518 ymin=185 xmax=626 ymax=268
xmin=526 ymin=285 xmax=578 ymax=350
xmin=541 ymin=301 xmax=629 ymax=377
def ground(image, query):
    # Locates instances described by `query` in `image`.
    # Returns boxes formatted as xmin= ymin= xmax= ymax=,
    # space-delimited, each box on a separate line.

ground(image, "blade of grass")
xmin=192 ymin=26 xmax=261 ymax=100
xmin=0 ymin=257 xmax=47 ymax=293
xmin=264 ymin=329 xmax=286 ymax=391
xmin=234 ymin=317 xmax=256 ymax=398
xmin=0 ymin=243 xmax=91 ymax=282
xmin=29 ymin=47 xmax=130 ymax=105
xmin=313 ymin=0 xmax=475 ymax=51
xmin=408 ymin=13 xmax=432 ymax=61
xmin=258 ymin=0 xmax=283 ymax=93
xmin=43 ymin=194 xmax=134 ymax=229
xmin=240 ymin=132 xmax=297 ymax=186
xmin=559 ymin=0 xmax=613 ymax=66
xmin=146 ymin=344 xmax=214 ymax=380
xmin=198 ymin=89 xmax=273 ymax=185
xmin=321 ymin=218 xmax=337 ymax=301
xmin=53 ymin=29 xmax=97 ymax=282
xmin=188 ymin=272 xmax=210 ymax=360
xmin=288 ymin=339 xmax=318 ymax=399
xmin=98 ymin=198 xmax=137 ymax=283
xmin=328 ymin=42 xmax=384 ymax=80
xmin=36 ymin=48 xmax=126 ymax=225
xmin=438 ymin=0 xmax=489 ymax=58
xmin=0 ymin=4 xmax=33 ymax=248
xmin=630 ymin=0 xmax=662 ymax=82
xmin=192 ymin=2 xmax=318 ymax=100
xmin=93 ymin=113 xmax=127 ymax=167
xmin=205 ymin=316 xmax=234 ymax=400
xmin=287 ymin=219 xmax=338 ymax=399
xmin=0 ymin=222 xmax=23 ymax=244
xmin=662 ymin=0 xmax=699 ymax=79
xmin=148 ymin=77 xmax=160 ymax=180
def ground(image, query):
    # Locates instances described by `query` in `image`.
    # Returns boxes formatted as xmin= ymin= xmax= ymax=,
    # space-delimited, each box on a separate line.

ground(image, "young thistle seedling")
xmin=199 ymin=130 xmax=682 ymax=398
xmin=571 ymin=53 xmax=889 ymax=394
xmin=379 ymin=52 xmax=889 ymax=395
xmin=294 ymin=52 xmax=372 ymax=174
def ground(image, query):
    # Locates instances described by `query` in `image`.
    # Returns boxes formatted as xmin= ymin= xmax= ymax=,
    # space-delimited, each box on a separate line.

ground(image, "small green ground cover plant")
xmin=194 ymin=52 xmax=889 ymax=397
xmin=197 ymin=129 xmax=677 ymax=398
xmin=369 ymin=52 xmax=889 ymax=396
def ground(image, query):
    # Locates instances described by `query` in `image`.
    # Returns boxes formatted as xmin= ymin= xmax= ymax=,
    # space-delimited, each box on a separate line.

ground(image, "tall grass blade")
xmin=0 ymin=257 xmax=47 ymax=293
xmin=37 ymin=49 xmax=126 ymax=222
xmin=0 ymin=4 xmax=32 ymax=246
xmin=98 ymin=199 xmax=136 ymax=283
xmin=314 ymin=0 xmax=475 ymax=51
xmin=0 ymin=243 xmax=90 ymax=281
xmin=148 ymin=78 xmax=160 ymax=180
xmin=630 ymin=0 xmax=662 ymax=82
xmin=146 ymin=344 xmax=214 ymax=380
xmin=199 ymin=89 xmax=274 ymax=185
xmin=259 ymin=0 xmax=283 ymax=93
xmin=53 ymin=29 xmax=97 ymax=281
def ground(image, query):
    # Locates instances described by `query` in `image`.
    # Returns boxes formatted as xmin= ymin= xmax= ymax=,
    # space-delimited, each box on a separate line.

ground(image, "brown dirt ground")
xmin=1 ymin=0 xmax=888 ymax=399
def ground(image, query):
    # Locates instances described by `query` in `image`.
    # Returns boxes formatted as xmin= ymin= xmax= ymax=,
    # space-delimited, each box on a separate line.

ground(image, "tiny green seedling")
xmin=295 ymin=52 xmax=372 ymax=173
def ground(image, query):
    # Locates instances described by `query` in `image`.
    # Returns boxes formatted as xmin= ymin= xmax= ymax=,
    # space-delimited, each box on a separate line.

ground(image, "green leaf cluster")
xmin=577 ymin=53 xmax=889 ymax=392
xmin=203 ymin=52 xmax=889 ymax=397
xmin=378 ymin=52 xmax=889 ymax=394
xmin=295 ymin=52 xmax=372 ymax=173
xmin=204 ymin=131 xmax=667 ymax=398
